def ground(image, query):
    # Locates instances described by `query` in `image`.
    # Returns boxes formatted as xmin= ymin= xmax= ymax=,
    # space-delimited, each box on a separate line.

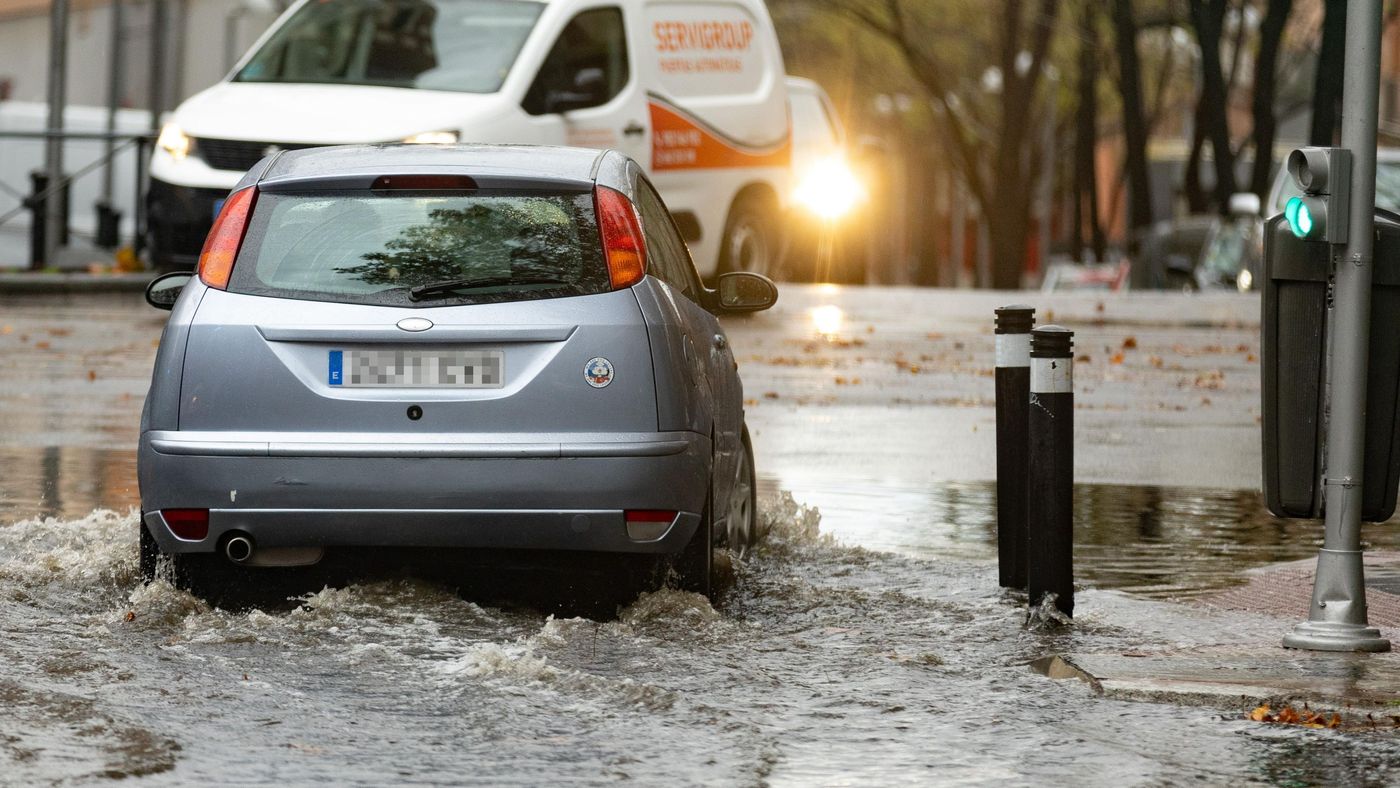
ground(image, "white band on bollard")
xmin=1031 ymin=357 xmax=1072 ymax=393
xmin=995 ymin=334 xmax=1031 ymax=368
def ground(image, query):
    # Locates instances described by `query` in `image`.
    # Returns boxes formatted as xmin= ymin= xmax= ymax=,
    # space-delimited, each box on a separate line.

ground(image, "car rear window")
xmin=229 ymin=190 xmax=610 ymax=307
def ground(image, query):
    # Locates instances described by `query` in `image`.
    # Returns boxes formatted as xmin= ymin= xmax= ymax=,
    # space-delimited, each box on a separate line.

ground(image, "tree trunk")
xmin=1111 ymin=0 xmax=1154 ymax=252
xmin=1074 ymin=2 xmax=1105 ymax=262
xmin=1250 ymin=0 xmax=1293 ymax=197
xmin=1311 ymin=0 xmax=1347 ymax=145
xmin=1183 ymin=103 xmax=1209 ymax=213
xmin=1189 ymin=0 xmax=1237 ymax=212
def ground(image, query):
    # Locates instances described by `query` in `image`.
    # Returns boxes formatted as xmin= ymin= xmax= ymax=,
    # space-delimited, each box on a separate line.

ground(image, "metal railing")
xmin=0 ymin=129 xmax=156 ymax=269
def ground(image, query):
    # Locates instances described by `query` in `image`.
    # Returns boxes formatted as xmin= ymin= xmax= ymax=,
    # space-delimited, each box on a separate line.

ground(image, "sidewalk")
xmin=1037 ymin=551 xmax=1400 ymax=717
xmin=0 ymin=225 xmax=156 ymax=294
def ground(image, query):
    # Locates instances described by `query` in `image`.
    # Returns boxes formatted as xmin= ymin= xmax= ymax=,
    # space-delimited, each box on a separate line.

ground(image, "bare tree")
xmin=1188 ymin=0 xmax=1238 ymax=212
xmin=820 ymin=0 xmax=1060 ymax=289
xmin=1073 ymin=1 xmax=1106 ymax=262
xmin=1111 ymin=0 xmax=1154 ymax=250
xmin=1310 ymin=0 xmax=1346 ymax=145
xmin=1249 ymin=0 xmax=1294 ymax=198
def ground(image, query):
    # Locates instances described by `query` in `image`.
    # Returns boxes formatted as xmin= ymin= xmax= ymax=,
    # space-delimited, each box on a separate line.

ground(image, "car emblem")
xmin=262 ymin=144 xmax=283 ymax=157
xmin=584 ymin=357 xmax=614 ymax=388
xmin=397 ymin=317 xmax=433 ymax=332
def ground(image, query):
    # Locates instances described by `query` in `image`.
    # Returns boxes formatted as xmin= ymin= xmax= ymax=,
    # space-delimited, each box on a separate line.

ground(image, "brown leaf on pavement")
xmin=1122 ymin=336 xmax=1138 ymax=349
xmin=1110 ymin=353 xmax=1125 ymax=365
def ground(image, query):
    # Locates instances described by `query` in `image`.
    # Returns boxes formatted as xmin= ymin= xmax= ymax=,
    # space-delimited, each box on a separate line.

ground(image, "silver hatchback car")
xmin=139 ymin=144 xmax=776 ymax=599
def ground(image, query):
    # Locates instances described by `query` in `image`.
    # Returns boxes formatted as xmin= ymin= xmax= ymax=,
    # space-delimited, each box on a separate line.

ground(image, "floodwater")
xmin=5 ymin=289 xmax=1400 ymax=784
xmin=4 ymin=449 xmax=1400 ymax=784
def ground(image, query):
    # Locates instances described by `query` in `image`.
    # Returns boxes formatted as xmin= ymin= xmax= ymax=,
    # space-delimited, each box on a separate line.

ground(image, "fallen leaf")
xmin=1250 ymin=705 xmax=1272 ymax=722
xmin=33 ymin=340 xmax=50 ymax=350
xmin=1122 ymin=336 xmax=1138 ymax=350
xmin=123 ymin=611 xmax=135 ymax=622
xmin=1110 ymin=353 xmax=1125 ymax=365
xmin=763 ymin=391 xmax=780 ymax=400
xmin=87 ymin=370 xmax=97 ymax=382
xmin=1076 ymin=354 xmax=1092 ymax=363
xmin=1148 ymin=356 xmax=1164 ymax=368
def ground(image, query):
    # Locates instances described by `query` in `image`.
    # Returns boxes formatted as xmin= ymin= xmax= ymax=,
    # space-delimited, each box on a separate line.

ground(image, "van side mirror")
xmin=714 ymin=272 xmax=778 ymax=313
xmin=145 ymin=271 xmax=193 ymax=310
xmin=545 ymin=68 xmax=609 ymax=114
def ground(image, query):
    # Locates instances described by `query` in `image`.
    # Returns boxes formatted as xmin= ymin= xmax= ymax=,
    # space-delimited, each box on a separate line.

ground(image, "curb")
xmin=0 ymin=273 xmax=156 ymax=294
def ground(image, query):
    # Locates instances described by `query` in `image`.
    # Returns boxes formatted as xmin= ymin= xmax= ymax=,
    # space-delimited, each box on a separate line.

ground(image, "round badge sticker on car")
xmin=584 ymin=357 xmax=614 ymax=388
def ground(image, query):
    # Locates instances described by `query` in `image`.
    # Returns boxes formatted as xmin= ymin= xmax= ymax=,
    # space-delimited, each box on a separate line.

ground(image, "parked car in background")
xmin=139 ymin=145 xmax=777 ymax=603
xmin=1128 ymin=214 xmax=1216 ymax=291
xmin=148 ymin=0 xmax=792 ymax=279
xmin=1194 ymin=193 xmax=1263 ymax=292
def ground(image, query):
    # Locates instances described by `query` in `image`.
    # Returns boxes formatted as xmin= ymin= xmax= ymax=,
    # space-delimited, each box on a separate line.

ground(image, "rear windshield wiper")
xmin=408 ymin=275 xmax=577 ymax=301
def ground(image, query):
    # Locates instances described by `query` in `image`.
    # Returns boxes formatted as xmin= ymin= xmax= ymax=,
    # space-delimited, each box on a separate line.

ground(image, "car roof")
xmin=254 ymin=144 xmax=609 ymax=190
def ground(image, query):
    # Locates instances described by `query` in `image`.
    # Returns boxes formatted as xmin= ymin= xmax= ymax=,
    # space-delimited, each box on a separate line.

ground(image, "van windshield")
xmin=235 ymin=0 xmax=544 ymax=93
xmin=229 ymin=190 xmax=611 ymax=307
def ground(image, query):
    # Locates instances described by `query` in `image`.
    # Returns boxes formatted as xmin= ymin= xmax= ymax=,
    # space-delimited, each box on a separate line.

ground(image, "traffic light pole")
xmin=1283 ymin=0 xmax=1390 ymax=653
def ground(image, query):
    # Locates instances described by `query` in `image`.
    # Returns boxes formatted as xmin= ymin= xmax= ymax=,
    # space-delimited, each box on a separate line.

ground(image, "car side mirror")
xmin=545 ymin=68 xmax=609 ymax=114
xmin=145 ymin=271 xmax=193 ymax=310
xmin=714 ymin=272 xmax=778 ymax=313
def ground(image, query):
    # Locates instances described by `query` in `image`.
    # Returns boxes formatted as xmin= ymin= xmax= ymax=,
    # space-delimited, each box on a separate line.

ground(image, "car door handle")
xmin=623 ymin=122 xmax=646 ymax=137
xmin=713 ymin=334 xmax=728 ymax=350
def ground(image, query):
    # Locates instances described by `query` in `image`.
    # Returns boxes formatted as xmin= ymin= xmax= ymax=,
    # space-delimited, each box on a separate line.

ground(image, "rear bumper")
xmin=138 ymin=431 xmax=710 ymax=556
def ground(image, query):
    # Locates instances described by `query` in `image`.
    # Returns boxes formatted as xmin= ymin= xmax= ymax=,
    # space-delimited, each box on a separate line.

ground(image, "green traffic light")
xmin=1286 ymin=196 xmax=1316 ymax=239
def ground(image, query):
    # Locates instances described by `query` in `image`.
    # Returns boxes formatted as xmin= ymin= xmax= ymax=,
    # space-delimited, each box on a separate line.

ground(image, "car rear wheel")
xmin=670 ymin=489 xmax=714 ymax=600
xmin=138 ymin=515 xmax=158 ymax=583
xmin=722 ymin=429 xmax=757 ymax=558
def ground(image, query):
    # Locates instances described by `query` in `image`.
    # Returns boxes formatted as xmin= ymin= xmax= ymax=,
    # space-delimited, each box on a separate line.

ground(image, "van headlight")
xmin=793 ymin=156 xmax=865 ymax=221
xmin=402 ymin=131 xmax=459 ymax=145
xmin=157 ymin=122 xmax=193 ymax=160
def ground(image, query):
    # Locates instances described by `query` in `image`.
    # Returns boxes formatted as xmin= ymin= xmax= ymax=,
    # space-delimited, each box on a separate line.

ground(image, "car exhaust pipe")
xmin=224 ymin=534 xmax=254 ymax=564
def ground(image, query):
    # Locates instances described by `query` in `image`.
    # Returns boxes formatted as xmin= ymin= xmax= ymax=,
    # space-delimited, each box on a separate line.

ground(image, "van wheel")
xmin=722 ymin=429 xmax=757 ymax=558
xmin=671 ymin=489 xmax=714 ymax=600
xmin=719 ymin=194 xmax=779 ymax=279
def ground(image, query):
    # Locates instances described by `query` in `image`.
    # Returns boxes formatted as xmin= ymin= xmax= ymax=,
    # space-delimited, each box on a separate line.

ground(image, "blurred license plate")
xmin=328 ymin=349 xmax=504 ymax=388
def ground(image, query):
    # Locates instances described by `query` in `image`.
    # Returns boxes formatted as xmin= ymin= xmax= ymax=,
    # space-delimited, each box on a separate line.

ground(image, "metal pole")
xmin=1283 ymin=0 xmax=1390 ymax=653
xmin=97 ymin=0 xmax=125 ymax=248
xmin=1027 ymin=325 xmax=1075 ymax=618
xmin=149 ymin=0 xmax=167 ymax=130
xmin=995 ymin=305 xmax=1035 ymax=590
xmin=40 ymin=0 xmax=69 ymax=270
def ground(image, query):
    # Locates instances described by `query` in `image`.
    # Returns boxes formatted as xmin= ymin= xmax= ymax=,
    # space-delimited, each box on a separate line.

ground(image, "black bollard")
xmin=994 ymin=305 xmax=1035 ymax=589
xmin=1028 ymin=325 xmax=1075 ymax=617
xmin=27 ymin=170 xmax=47 ymax=269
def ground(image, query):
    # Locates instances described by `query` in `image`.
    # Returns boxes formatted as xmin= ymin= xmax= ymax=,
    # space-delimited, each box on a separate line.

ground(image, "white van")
xmin=147 ymin=0 xmax=791 ymax=276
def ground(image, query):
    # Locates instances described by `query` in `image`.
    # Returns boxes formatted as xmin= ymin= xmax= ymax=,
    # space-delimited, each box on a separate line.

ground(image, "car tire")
xmin=721 ymin=428 xmax=757 ymax=558
xmin=671 ymin=488 xmax=714 ymax=600
xmin=138 ymin=514 xmax=158 ymax=583
xmin=719 ymin=194 xmax=779 ymax=279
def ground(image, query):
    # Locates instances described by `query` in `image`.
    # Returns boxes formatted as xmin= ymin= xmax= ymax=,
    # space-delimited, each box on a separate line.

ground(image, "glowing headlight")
xmin=402 ymin=131 xmax=460 ymax=145
xmin=1237 ymin=268 xmax=1253 ymax=292
xmin=793 ymin=157 xmax=865 ymax=220
xmin=157 ymin=122 xmax=192 ymax=160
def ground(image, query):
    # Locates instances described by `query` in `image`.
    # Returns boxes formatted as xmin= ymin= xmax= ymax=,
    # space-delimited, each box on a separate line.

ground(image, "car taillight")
xmin=594 ymin=186 xmax=646 ymax=289
xmin=198 ymin=186 xmax=256 ymax=290
xmin=161 ymin=508 xmax=210 ymax=541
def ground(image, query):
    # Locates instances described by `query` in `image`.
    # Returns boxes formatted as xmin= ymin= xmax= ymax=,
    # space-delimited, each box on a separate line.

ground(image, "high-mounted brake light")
xmin=198 ymin=186 xmax=256 ymax=290
xmin=371 ymin=174 xmax=478 ymax=190
xmin=161 ymin=508 xmax=210 ymax=541
xmin=594 ymin=186 xmax=646 ymax=289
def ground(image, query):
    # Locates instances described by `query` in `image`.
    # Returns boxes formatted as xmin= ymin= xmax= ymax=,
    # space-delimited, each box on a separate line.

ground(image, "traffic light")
xmin=1283 ymin=147 xmax=1352 ymax=244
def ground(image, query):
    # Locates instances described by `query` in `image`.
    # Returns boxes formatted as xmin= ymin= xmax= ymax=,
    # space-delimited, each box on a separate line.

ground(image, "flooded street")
xmin=3 ymin=288 xmax=1400 ymax=785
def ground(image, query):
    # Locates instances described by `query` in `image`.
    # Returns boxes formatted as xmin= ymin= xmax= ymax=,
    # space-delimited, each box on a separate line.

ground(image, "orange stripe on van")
xmin=649 ymin=100 xmax=790 ymax=172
